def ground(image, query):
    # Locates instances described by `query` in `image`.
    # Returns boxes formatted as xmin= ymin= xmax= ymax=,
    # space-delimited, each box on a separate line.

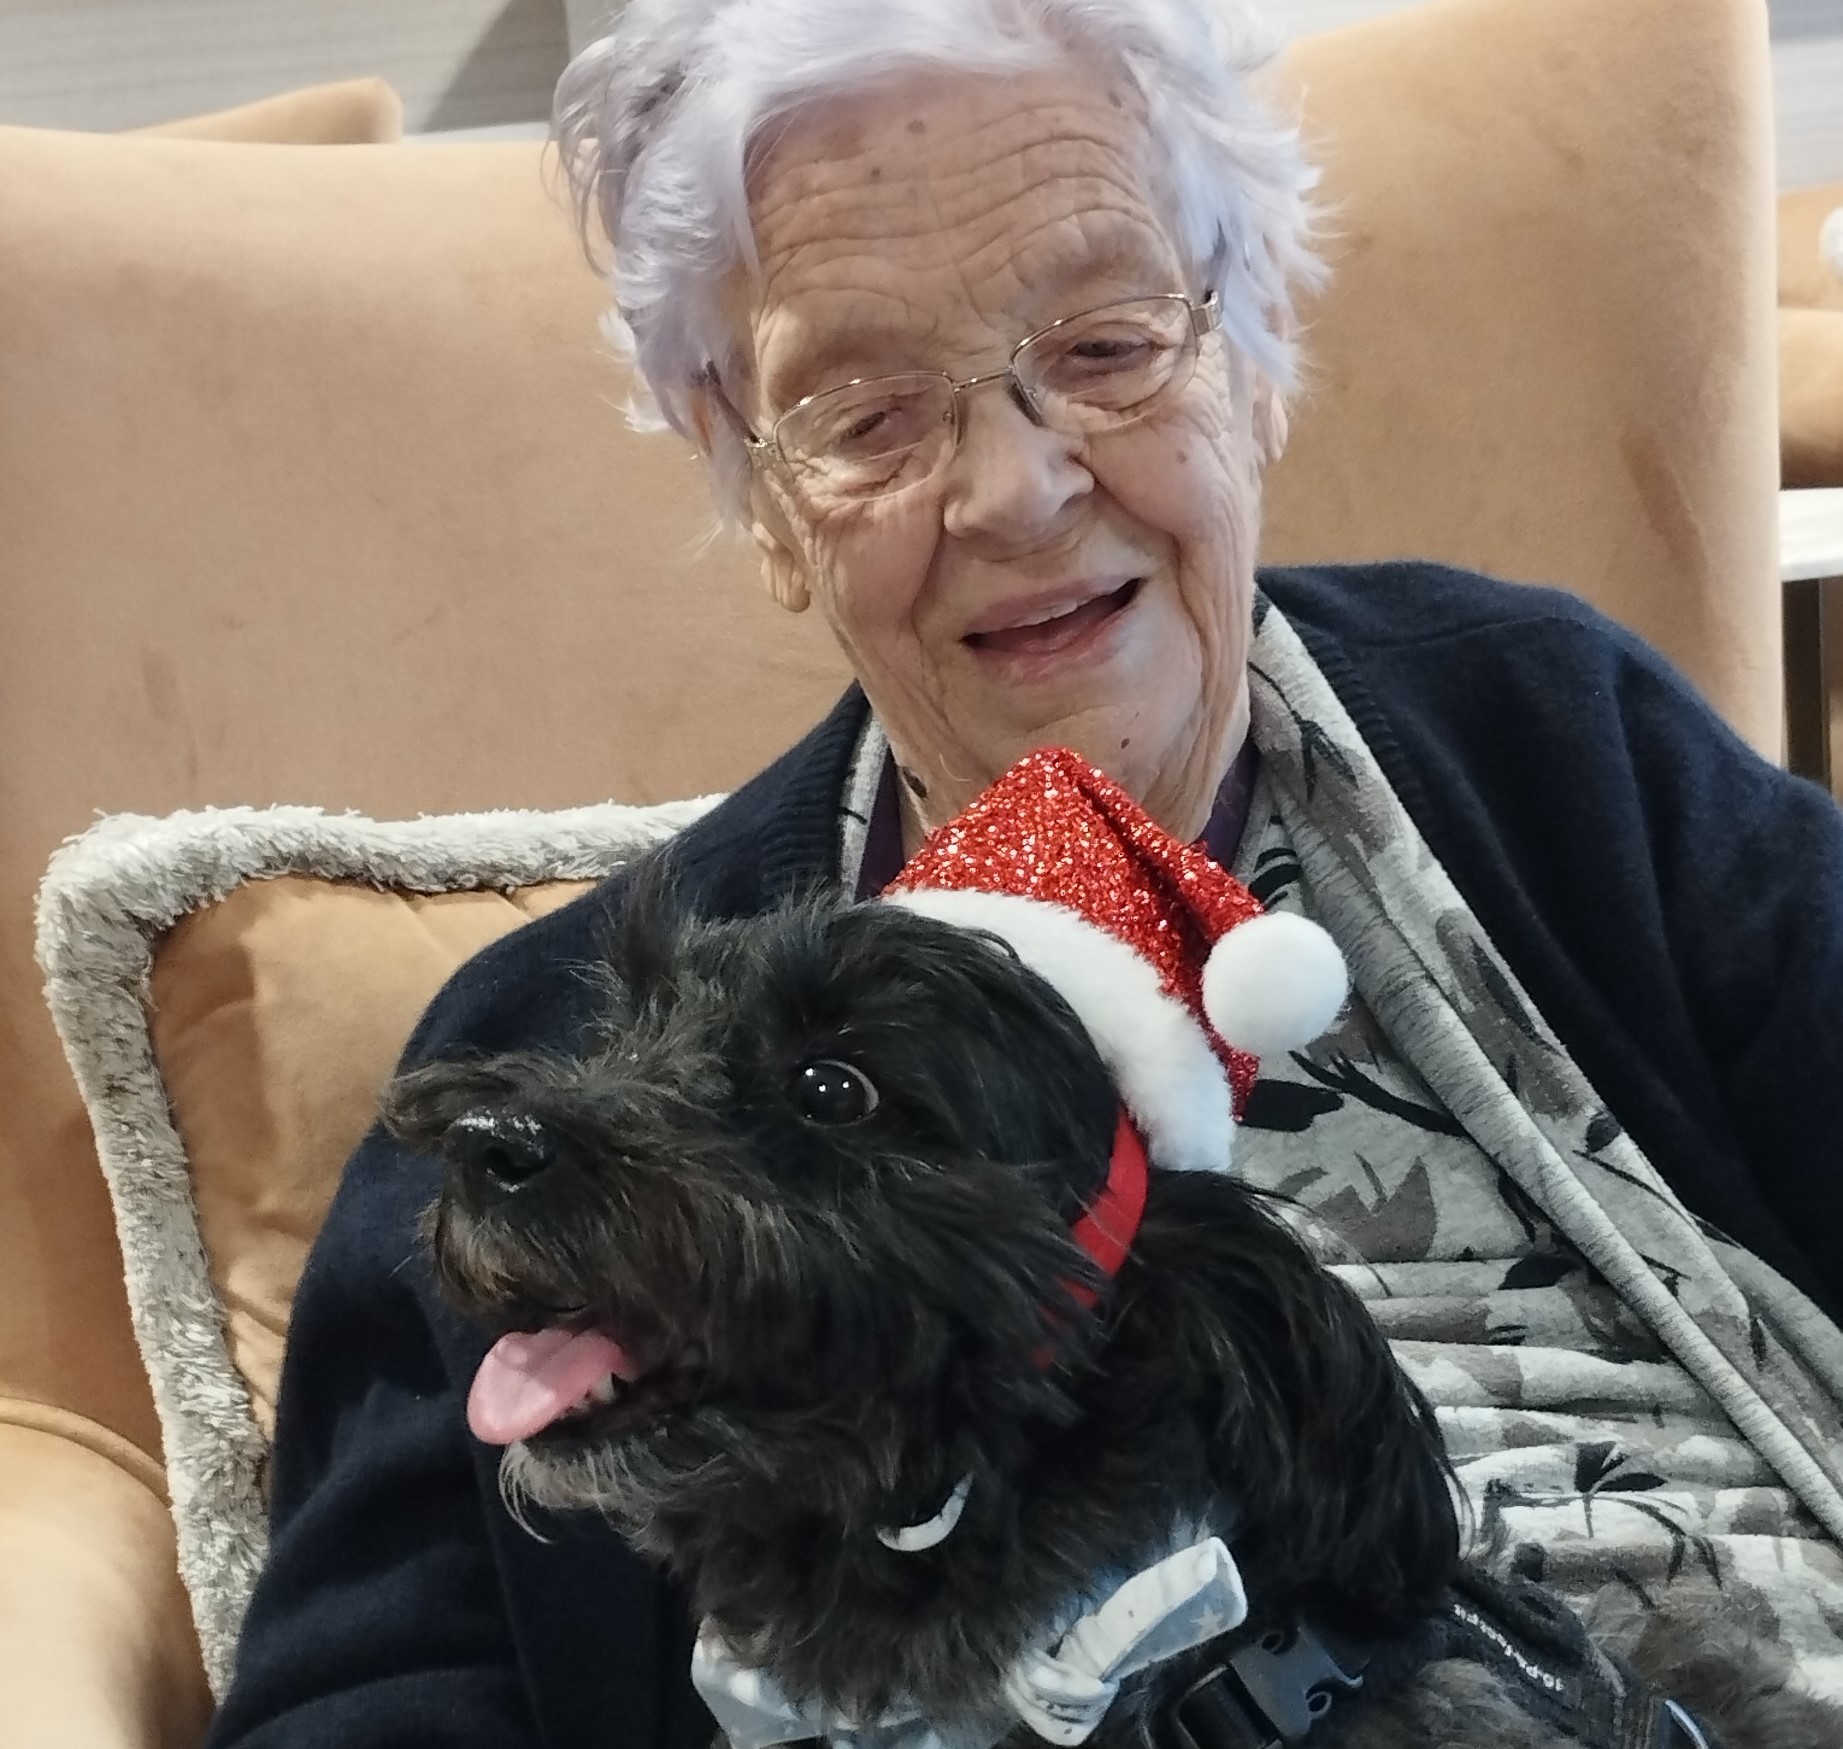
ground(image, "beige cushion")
xmin=37 ymin=798 xmax=716 ymax=1691
xmin=1264 ymin=0 xmax=1780 ymax=758
xmin=0 ymin=120 xmax=847 ymax=1736
xmin=152 ymin=877 xmax=590 ymax=1437
xmin=0 ymin=86 xmax=491 ymax=1749
xmin=1775 ymin=184 xmax=1843 ymax=489
xmin=138 ymin=78 xmax=404 ymax=145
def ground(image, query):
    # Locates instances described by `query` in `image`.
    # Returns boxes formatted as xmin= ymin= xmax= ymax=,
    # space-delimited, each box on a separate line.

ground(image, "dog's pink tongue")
xmin=468 ymin=1327 xmax=637 ymax=1446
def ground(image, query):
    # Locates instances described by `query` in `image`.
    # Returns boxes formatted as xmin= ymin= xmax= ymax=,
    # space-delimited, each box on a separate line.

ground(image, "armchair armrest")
xmin=0 ymin=1419 xmax=212 ymax=1749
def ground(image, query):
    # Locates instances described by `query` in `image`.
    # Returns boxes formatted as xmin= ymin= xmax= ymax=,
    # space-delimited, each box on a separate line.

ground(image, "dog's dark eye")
xmin=792 ymin=1058 xmax=879 ymax=1125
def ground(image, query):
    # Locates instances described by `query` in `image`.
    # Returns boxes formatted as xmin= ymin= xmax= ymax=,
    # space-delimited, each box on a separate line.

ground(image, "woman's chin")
xmin=884 ymin=596 xmax=1218 ymax=829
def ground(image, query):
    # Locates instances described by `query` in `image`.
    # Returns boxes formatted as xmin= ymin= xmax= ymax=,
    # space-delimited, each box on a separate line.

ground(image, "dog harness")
xmin=1152 ymin=1570 xmax=1721 ymax=1749
xmin=693 ymin=1534 xmax=1251 ymax=1749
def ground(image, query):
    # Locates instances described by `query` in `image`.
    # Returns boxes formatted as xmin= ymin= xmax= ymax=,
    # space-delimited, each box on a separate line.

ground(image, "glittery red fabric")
xmin=888 ymin=747 xmax=1263 ymax=1110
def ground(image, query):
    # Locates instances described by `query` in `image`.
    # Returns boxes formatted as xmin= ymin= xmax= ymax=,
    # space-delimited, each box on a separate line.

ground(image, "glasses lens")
xmin=776 ymin=374 xmax=954 ymax=500
xmin=1018 ymin=298 xmax=1195 ymax=428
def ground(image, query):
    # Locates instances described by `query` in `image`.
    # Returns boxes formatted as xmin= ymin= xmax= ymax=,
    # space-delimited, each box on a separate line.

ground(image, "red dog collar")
xmin=1065 ymin=1109 xmax=1150 ymax=1311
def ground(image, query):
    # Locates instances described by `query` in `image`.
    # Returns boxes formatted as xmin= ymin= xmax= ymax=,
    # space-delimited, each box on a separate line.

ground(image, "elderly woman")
xmin=207 ymin=0 xmax=1843 ymax=1742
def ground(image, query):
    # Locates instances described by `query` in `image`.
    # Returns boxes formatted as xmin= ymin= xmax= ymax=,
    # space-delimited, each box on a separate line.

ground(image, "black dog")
xmin=385 ymin=873 xmax=1840 ymax=1749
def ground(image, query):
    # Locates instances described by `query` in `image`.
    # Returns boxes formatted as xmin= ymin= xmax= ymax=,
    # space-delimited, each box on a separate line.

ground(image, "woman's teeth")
xmin=1008 ymin=580 xmax=1138 ymax=631
xmin=967 ymin=579 xmax=1140 ymax=656
xmin=1014 ymin=598 xmax=1087 ymax=628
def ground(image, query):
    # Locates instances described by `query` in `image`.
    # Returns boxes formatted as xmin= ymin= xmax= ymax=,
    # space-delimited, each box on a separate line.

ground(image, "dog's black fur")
xmin=385 ymin=871 xmax=1841 ymax=1748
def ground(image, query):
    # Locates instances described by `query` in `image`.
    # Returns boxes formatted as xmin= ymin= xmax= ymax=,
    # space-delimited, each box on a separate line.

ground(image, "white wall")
xmin=0 ymin=0 xmax=1837 ymax=186
xmin=1771 ymin=0 xmax=1843 ymax=187
xmin=0 ymin=0 xmax=570 ymax=134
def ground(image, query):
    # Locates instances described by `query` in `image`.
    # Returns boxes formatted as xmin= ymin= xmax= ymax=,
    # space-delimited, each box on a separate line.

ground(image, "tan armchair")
xmin=0 ymin=0 xmax=1780 ymax=1741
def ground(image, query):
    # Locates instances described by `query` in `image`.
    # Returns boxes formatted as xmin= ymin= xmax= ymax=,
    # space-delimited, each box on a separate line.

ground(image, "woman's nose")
xmin=940 ymin=380 xmax=1091 ymax=543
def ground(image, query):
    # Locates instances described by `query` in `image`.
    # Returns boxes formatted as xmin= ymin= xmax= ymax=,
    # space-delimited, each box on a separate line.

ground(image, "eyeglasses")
xmin=707 ymin=290 xmax=1220 ymax=504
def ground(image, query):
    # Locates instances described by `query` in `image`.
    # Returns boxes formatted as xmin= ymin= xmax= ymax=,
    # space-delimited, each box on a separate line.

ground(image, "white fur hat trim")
xmin=887 ymin=887 xmax=1234 ymax=1173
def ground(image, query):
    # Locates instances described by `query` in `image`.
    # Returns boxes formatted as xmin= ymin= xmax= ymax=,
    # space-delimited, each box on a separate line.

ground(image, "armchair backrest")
xmin=1264 ymin=0 xmax=1780 ymax=757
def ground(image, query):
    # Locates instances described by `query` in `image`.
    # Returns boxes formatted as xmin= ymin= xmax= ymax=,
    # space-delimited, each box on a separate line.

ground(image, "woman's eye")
xmin=837 ymin=407 xmax=889 ymax=448
xmin=1072 ymin=336 xmax=1146 ymax=362
xmin=792 ymin=1059 xmax=880 ymax=1125
xmin=1042 ymin=333 xmax=1156 ymax=385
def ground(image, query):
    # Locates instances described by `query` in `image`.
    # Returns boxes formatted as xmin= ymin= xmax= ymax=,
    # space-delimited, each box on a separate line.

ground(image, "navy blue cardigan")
xmin=206 ymin=564 xmax=1843 ymax=1748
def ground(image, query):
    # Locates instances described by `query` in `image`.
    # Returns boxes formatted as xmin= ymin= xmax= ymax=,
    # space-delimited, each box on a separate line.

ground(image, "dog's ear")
xmin=589 ymin=846 xmax=695 ymax=1016
xmin=1119 ymin=1172 xmax=1460 ymax=1631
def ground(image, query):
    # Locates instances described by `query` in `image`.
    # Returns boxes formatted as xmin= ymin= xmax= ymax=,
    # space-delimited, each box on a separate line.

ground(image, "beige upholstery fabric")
xmin=151 ymin=879 xmax=589 ymax=1437
xmin=1263 ymin=0 xmax=1781 ymax=756
xmin=1 ymin=0 xmax=1781 ymax=1740
xmin=1 ymin=121 xmax=846 ymax=1744
xmin=138 ymin=78 xmax=404 ymax=145
xmin=0 ymin=1424 xmax=212 ymax=1749
xmin=0 ymin=121 xmax=847 ymax=1430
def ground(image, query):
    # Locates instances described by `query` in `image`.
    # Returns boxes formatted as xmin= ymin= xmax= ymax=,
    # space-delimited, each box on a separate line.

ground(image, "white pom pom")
xmin=1200 ymin=913 xmax=1349 ymax=1055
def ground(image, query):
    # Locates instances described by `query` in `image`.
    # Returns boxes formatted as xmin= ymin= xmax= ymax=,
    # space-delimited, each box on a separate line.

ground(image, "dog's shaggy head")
xmin=385 ymin=867 xmax=1458 ymax=1725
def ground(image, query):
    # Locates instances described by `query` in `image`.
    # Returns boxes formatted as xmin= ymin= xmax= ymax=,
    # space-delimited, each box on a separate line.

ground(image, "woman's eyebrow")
xmin=763 ymin=326 xmax=930 ymax=409
xmin=761 ymin=234 xmax=1167 ymax=407
xmin=1020 ymin=232 xmax=1169 ymax=306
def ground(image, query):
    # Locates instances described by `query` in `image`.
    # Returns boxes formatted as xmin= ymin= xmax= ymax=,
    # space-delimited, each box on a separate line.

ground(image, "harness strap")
xmin=1145 ymin=1572 xmax=1723 ymax=1749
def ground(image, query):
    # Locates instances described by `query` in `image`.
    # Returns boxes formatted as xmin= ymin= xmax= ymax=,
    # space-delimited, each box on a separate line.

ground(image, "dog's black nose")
xmin=444 ymin=1109 xmax=557 ymax=1188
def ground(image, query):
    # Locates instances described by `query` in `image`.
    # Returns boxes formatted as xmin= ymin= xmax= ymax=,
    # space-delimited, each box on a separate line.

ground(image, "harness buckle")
xmin=1153 ymin=1624 xmax=1366 ymax=1749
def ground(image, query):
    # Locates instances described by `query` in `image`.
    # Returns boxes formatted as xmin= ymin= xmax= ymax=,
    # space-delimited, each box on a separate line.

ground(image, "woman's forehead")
xmin=740 ymin=65 xmax=1184 ymax=392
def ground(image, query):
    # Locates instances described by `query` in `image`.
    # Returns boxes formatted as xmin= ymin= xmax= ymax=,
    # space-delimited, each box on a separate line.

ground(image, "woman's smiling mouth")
xmin=962 ymin=579 xmax=1143 ymax=666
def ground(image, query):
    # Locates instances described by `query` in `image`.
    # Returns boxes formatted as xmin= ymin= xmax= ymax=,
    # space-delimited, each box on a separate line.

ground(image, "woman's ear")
xmin=755 ymin=533 xmax=812 ymax=614
xmin=749 ymin=478 xmax=812 ymax=614
xmin=1253 ymin=382 xmax=1289 ymax=469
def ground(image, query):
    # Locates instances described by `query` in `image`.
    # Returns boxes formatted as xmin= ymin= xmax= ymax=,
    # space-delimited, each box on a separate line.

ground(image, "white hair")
xmin=553 ymin=0 xmax=1320 ymax=518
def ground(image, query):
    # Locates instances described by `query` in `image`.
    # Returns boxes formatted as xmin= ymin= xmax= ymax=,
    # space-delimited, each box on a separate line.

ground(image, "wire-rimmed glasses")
xmin=708 ymin=290 xmax=1221 ymax=504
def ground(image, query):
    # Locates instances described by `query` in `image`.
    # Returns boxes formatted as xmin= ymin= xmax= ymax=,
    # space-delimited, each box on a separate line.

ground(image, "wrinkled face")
xmin=724 ymin=61 xmax=1271 ymax=842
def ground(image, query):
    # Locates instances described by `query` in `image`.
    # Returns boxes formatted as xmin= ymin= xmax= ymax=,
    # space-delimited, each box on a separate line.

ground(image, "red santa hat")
xmin=884 ymin=747 xmax=1348 ymax=1173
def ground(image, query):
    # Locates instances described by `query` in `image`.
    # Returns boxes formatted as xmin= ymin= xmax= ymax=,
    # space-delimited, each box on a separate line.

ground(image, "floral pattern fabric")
xmin=1231 ymin=600 xmax=1843 ymax=1691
